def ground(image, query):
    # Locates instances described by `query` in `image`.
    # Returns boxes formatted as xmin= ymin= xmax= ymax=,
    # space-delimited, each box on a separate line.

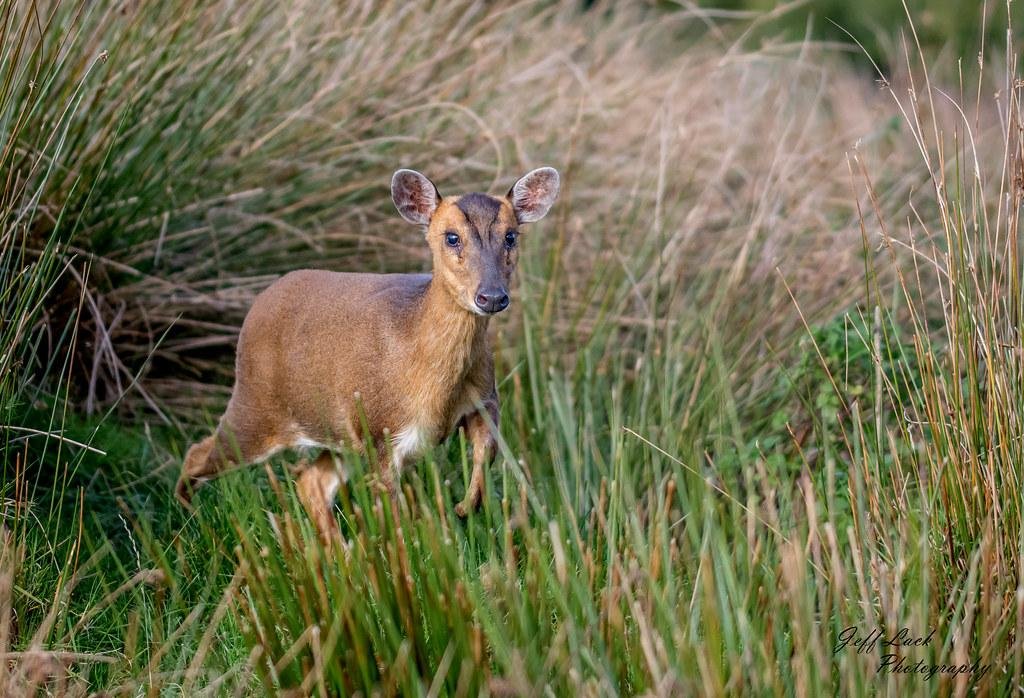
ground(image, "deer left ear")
xmin=507 ymin=167 xmax=560 ymax=223
xmin=392 ymin=169 xmax=440 ymax=226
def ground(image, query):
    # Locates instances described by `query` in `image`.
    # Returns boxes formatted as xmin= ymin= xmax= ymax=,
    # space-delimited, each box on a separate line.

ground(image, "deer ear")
xmin=392 ymin=169 xmax=440 ymax=225
xmin=507 ymin=167 xmax=560 ymax=223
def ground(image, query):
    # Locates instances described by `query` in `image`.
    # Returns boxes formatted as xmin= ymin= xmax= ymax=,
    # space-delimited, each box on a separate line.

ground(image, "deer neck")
xmin=410 ymin=277 xmax=488 ymax=395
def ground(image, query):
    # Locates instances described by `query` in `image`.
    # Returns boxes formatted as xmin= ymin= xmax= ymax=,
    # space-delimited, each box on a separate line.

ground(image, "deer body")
xmin=177 ymin=167 xmax=560 ymax=540
xmin=225 ymin=269 xmax=492 ymax=462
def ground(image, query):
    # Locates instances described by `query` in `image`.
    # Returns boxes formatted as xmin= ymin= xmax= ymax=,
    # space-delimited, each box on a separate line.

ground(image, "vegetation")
xmin=696 ymin=0 xmax=1024 ymax=71
xmin=2 ymin=0 xmax=1022 ymax=694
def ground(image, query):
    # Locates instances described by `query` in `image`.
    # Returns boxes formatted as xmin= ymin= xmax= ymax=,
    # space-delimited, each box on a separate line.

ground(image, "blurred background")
xmin=700 ymin=0 xmax=1020 ymax=67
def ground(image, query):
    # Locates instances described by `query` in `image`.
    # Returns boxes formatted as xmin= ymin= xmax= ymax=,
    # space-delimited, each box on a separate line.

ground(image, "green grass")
xmin=694 ymin=0 xmax=1024 ymax=73
xmin=3 ymin=0 xmax=1024 ymax=695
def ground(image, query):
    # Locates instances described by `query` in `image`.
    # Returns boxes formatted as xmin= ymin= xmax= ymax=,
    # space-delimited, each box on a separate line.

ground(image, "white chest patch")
xmin=391 ymin=423 xmax=431 ymax=469
xmin=294 ymin=435 xmax=325 ymax=450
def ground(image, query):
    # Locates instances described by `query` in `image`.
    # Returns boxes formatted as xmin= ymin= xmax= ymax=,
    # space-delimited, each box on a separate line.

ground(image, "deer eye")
xmin=504 ymin=230 xmax=518 ymax=249
xmin=445 ymin=232 xmax=460 ymax=247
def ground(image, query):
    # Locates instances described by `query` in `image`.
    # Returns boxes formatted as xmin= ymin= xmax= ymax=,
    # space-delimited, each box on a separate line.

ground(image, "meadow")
xmin=2 ymin=0 xmax=1023 ymax=695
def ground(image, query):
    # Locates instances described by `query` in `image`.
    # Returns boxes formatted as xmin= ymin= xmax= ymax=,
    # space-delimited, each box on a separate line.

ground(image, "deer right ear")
xmin=391 ymin=169 xmax=440 ymax=226
xmin=507 ymin=167 xmax=560 ymax=223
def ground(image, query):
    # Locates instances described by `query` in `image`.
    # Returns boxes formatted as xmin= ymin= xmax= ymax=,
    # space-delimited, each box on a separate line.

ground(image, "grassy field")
xmin=3 ymin=0 xmax=1024 ymax=695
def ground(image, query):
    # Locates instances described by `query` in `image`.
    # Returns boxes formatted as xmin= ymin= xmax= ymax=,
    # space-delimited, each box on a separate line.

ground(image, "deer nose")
xmin=475 ymin=287 xmax=510 ymax=314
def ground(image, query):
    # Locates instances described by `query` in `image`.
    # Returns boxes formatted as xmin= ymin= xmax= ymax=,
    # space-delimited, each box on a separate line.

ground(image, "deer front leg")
xmin=455 ymin=399 xmax=498 ymax=518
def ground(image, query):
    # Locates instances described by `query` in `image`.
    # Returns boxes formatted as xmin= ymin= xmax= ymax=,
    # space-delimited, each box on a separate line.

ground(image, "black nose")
xmin=475 ymin=287 xmax=510 ymax=314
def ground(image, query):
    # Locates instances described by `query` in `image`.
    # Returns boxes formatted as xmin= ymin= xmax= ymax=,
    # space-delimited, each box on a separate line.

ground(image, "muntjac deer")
xmin=176 ymin=167 xmax=560 ymax=541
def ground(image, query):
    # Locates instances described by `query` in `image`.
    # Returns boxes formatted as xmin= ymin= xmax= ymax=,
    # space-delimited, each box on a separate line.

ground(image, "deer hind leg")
xmin=295 ymin=451 xmax=346 ymax=546
xmin=176 ymin=435 xmax=216 ymax=506
xmin=176 ymin=416 xmax=284 ymax=507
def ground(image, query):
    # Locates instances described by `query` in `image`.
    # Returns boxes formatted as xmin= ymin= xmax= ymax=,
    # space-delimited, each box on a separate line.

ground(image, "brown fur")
xmin=176 ymin=168 xmax=559 ymax=542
